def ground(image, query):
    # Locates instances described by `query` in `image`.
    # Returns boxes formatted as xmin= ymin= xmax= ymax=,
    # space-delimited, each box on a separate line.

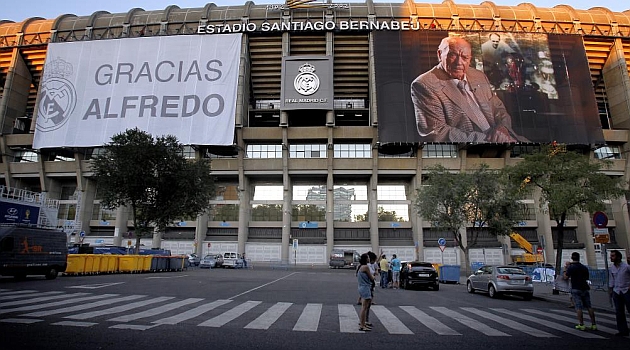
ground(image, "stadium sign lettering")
xmin=197 ymin=19 xmax=422 ymax=34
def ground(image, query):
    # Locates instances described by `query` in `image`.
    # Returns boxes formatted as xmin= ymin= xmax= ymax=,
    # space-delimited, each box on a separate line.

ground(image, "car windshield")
xmin=497 ymin=267 xmax=526 ymax=275
xmin=410 ymin=262 xmax=433 ymax=268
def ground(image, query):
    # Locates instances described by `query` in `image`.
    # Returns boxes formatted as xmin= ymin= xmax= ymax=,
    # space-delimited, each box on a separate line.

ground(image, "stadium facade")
xmin=1 ymin=1 xmax=629 ymax=267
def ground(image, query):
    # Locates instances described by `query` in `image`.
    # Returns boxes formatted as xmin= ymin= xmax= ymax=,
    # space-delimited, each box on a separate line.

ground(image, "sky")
xmin=2 ymin=0 xmax=628 ymax=23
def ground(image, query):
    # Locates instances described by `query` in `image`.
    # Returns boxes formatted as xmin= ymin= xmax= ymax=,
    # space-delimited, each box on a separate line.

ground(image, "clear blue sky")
xmin=2 ymin=0 xmax=628 ymax=22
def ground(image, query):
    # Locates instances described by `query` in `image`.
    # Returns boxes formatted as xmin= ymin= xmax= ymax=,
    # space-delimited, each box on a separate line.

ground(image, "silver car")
xmin=466 ymin=265 xmax=533 ymax=300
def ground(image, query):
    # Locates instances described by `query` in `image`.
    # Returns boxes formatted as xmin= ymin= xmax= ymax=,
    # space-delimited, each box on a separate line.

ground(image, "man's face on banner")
xmin=438 ymin=37 xmax=472 ymax=80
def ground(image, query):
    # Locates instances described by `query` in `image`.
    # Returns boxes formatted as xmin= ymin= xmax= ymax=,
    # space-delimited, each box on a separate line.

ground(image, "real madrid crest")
xmin=294 ymin=63 xmax=320 ymax=96
xmin=36 ymin=57 xmax=77 ymax=132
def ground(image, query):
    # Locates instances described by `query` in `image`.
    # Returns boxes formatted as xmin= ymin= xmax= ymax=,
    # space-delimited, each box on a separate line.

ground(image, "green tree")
xmin=92 ymin=128 xmax=215 ymax=252
xmin=415 ymin=164 xmax=524 ymax=274
xmin=505 ymin=144 xmax=626 ymax=284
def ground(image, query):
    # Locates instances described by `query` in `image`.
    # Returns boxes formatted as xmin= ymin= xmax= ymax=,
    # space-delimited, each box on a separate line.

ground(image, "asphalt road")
xmin=1 ymin=266 xmax=628 ymax=350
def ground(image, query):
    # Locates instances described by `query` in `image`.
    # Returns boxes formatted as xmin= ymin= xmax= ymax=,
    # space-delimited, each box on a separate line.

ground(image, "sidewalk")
xmin=531 ymin=281 xmax=615 ymax=313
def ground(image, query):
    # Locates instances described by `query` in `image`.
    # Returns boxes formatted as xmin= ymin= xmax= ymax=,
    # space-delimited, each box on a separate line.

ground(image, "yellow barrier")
xmin=118 ymin=255 xmax=141 ymax=273
xmin=141 ymin=255 xmax=152 ymax=272
xmin=432 ymin=263 xmax=442 ymax=277
xmin=65 ymin=254 xmax=86 ymax=274
xmin=84 ymin=255 xmax=97 ymax=274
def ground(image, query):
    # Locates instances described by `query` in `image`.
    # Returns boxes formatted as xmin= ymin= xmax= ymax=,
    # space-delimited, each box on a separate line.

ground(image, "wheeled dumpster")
xmin=438 ymin=265 xmax=461 ymax=284
xmin=65 ymin=254 xmax=86 ymax=275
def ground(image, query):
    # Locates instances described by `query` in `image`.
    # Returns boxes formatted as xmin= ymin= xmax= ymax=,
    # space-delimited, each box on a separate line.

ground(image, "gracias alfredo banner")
xmin=33 ymin=34 xmax=242 ymax=149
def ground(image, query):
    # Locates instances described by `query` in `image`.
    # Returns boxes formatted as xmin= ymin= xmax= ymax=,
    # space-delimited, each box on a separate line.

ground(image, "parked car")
xmin=187 ymin=253 xmax=200 ymax=267
xmin=222 ymin=252 xmax=238 ymax=268
xmin=328 ymin=249 xmax=360 ymax=269
xmin=400 ymin=261 xmax=439 ymax=291
xmin=199 ymin=254 xmax=224 ymax=268
xmin=466 ymin=265 xmax=533 ymax=300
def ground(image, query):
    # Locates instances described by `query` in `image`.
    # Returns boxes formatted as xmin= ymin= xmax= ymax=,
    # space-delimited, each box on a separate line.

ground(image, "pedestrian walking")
xmin=563 ymin=252 xmax=596 ymax=331
xmin=357 ymin=253 xmax=374 ymax=332
xmin=379 ymin=254 xmax=390 ymax=289
xmin=608 ymin=249 xmax=630 ymax=336
xmin=391 ymin=254 xmax=401 ymax=289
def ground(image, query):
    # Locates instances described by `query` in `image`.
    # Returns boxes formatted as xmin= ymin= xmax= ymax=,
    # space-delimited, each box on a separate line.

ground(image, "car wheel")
xmin=45 ymin=267 xmax=59 ymax=280
xmin=467 ymin=281 xmax=475 ymax=293
xmin=523 ymin=293 xmax=533 ymax=301
xmin=488 ymin=285 xmax=498 ymax=298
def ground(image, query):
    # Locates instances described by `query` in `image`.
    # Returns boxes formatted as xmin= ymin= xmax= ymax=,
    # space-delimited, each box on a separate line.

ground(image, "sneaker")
xmin=590 ymin=325 xmax=597 ymax=331
xmin=575 ymin=324 xmax=586 ymax=331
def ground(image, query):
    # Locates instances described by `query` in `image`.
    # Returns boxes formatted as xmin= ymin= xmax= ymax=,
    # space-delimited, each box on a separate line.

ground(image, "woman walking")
xmin=357 ymin=253 xmax=374 ymax=331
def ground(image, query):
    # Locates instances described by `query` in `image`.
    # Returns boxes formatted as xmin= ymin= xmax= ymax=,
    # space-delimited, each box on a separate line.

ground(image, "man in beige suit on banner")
xmin=411 ymin=36 xmax=529 ymax=143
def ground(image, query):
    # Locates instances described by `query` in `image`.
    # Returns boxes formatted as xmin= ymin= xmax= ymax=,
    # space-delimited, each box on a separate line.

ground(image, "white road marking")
xmin=0 ymin=291 xmax=63 ymax=301
xmin=400 ymin=306 xmax=461 ymax=335
xmin=371 ymin=305 xmax=413 ymax=334
xmin=245 ymin=302 xmax=292 ymax=329
xmin=108 ymin=298 xmax=204 ymax=322
xmin=66 ymin=282 xmax=125 ymax=289
xmin=0 ymin=318 xmax=42 ymax=324
xmin=227 ymin=272 xmax=299 ymax=300
xmin=51 ymin=321 xmax=97 ymax=327
xmin=492 ymin=308 xmax=605 ymax=339
xmin=293 ymin=303 xmax=322 ymax=332
xmin=522 ymin=308 xmax=617 ymax=334
xmin=153 ymin=299 xmax=232 ymax=325
xmin=462 ymin=307 xmax=556 ymax=337
xmin=65 ymin=296 xmax=174 ymax=320
xmin=0 ymin=292 xmax=89 ymax=307
xmin=338 ymin=304 xmax=362 ymax=333
xmin=20 ymin=295 xmax=145 ymax=317
xmin=198 ymin=300 xmax=261 ymax=327
xmin=431 ymin=306 xmax=509 ymax=336
xmin=0 ymin=294 xmax=118 ymax=315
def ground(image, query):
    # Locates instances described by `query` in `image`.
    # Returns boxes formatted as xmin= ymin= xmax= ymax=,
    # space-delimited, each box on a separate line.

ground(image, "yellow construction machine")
xmin=509 ymin=232 xmax=544 ymax=264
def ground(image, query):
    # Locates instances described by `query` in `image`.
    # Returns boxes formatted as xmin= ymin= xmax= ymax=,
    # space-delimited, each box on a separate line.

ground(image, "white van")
xmin=222 ymin=252 xmax=238 ymax=268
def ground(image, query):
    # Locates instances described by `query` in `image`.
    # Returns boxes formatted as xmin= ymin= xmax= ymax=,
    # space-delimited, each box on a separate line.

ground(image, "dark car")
xmin=400 ymin=261 xmax=439 ymax=291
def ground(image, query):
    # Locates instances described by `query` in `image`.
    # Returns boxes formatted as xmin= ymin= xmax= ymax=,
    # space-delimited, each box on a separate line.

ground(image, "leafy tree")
xmin=92 ymin=128 xmax=215 ymax=252
xmin=415 ymin=164 xmax=525 ymax=273
xmin=505 ymin=144 xmax=626 ymax=284
xmin=377 ymin=207 xmax=405 ymax=222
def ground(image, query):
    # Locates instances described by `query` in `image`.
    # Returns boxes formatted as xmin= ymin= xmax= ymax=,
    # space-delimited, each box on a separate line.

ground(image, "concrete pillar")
xmin=114 ymin=206 xmax=129 ymax=247
xmin=196 ymin=212 xmax=209 ymax=256
xmin=577 ymin=211 xmax=595 ymax=266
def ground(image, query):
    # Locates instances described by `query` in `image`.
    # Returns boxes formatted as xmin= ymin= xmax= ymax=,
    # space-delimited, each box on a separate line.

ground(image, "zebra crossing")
xmin=0 ymin=289 xmax=620 ymax=338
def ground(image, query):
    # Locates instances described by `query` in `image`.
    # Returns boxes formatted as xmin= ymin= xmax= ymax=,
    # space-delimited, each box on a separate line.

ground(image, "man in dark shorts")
xmin=564 ymin=252 xmax=597 ymax=330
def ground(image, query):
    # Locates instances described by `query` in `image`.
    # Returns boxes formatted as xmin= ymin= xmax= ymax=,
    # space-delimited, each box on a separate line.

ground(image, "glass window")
xmin=333 ymin=144 xmax=371 ymax=158
xmin=91 ymin=203 xmax=117 ymax=221
xmin=13 ymin=150 xmax=38 ymax=163
xmin=594 ymin=145 xmax=622 ymax=160
xmin=292 ymin=204 xmax=326 ymax=221
xmin=293 ymin=185 xmax=326 ymax=201
xmin=251 ymin=204 xmax=283 ymax=221
xmin=334 ymin=185 xmax=368 ymax=222
xmin=246 ymin=144 xmax=282 ymax=158
xmin=422 ymin=144 xmax=457 ymax=158
xmin=181 ymin=146 xmax=196 ymax=159
xmin=377 ymin=204 xmax=409 ymax=222
xmin=334 ymin=203 xmax=368 ymax=222
xmin=289 ymin=144 xmax=327 ymax=158
xmin=377 ymin=185 xmax=407 ymax=200
xmin=253 ymin=185 xmax=283 ymax=200
xmin=510 ymin=145 xmax=541 ymax=158
xmin=210 ymin=204 xmax=239 ymax=221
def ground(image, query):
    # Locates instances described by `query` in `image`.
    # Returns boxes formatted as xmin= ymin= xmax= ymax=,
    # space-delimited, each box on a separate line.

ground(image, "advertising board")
xmin=375 ymin=31 xmax=603 ymax=144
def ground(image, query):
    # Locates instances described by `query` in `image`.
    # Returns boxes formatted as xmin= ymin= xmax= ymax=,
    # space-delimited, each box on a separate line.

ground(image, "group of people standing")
xmin=563 ymin=250 xmax=630 ymax=337
xmin=355 ymin=252 xmax=401 ymax=332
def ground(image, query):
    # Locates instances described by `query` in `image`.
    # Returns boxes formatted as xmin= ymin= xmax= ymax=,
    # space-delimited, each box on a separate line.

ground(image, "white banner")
xmin=33 ymin=34 xmax=242 ymax=149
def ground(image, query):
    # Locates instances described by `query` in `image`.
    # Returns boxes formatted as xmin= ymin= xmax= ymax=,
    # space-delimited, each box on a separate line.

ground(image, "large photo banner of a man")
xmin=374 ymin=31 xmax=604 ymax=144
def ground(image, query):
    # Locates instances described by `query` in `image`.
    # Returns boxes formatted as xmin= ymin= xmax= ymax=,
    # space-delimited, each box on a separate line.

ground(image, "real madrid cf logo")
xmin=36 ymin=57 xmax=77 ymax=132
xmin=294 ymin=63 xmax=319 ymax=96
